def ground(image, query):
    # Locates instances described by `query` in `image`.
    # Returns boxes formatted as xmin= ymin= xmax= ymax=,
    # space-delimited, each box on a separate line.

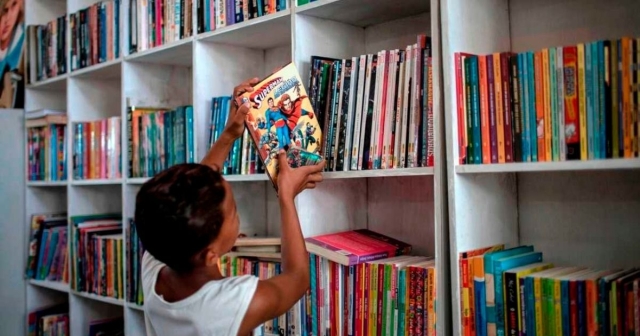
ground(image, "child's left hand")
xmin=224 ymin=77 xmax=260 ymax=139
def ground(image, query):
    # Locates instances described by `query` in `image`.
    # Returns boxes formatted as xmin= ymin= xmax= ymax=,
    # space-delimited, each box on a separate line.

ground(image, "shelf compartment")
xmin=126 ymin=38 xmax=194 ymax=66
xmin=455 ymin=158 xmax=640 ymax=174
xmin=71 ymin=179 xmax=123 ymax=186
xmin=197 ymin=9 xmax=291 ymax=49
xmin=26 ymin=75 xmax=68 ymax=91
xmin=27 ymin=181 xmax=68 ymax=187
xmin=71 ymin=290 xmax=124 ymax=306
xmin=295 ymin=0 xmax=430 ymax=27
xmin=29 ymin=279 xmax=70 ymax=293
xmin=70 ymin=59 xmax=122 ymax=79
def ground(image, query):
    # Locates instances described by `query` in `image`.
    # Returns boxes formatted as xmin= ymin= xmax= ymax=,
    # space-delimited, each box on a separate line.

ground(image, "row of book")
xmin=127 ymin=219 xmax=144 ymax=305
xmin=28 ymin=303 xmax=69 ymax=336
xmin=128 ymin=0 xmax=194 ymax=54
xmin=309 ymin=34 xmax=434 ymax=172
xmin=455 ymin=37 xmax=640 ymax=165
xmin=304 ymin=229 xmax=435 ymax=336
xmin=209 ymin=96 xmax=265 ymax=175
xmin=458 ymin=244 xmax=640 ymax=336
xmin=70 ymin=0 xmax=121 ymax=71
xmin=197 ymin=0 xmax=288 ymax=33
xmin=126 ymin=105 xmax=196 ymax=178
xmin=26 ymin=16 xmax=67 ymax=84
xmin=70 ymin=214 xmax=124 ymax=299
xmin=73 ymin=117 xmax=123 ymax=180
xmin=27 ymin=112 xmax=68 ymax=182
xmin=25 ymin=213 xmax=69 ymax=283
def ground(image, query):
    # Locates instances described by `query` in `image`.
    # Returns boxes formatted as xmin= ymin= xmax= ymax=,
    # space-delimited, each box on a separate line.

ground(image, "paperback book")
xmin=242 ymin=62 xmax=323 ymax=190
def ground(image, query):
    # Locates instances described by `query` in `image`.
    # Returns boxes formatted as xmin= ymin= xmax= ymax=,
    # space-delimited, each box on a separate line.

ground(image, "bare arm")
xmin=200 ymin=77 xmax=259 ymax=171
xmin=238 ymin=151 xmax=324 ymax=334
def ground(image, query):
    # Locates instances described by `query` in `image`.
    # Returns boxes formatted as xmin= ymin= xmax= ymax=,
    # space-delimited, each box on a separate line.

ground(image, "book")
xmin=243 ymin=62 xmax=323 ymax=190
xmin=305 ymin=229 xmax=412 ymax=266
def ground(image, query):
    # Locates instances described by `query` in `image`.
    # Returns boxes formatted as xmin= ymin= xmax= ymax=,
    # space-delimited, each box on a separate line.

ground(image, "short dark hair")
xmin=268 ymin=97 xmax=274 ymax=102
xmin=134 ymin=163 xmax=226 ymax=273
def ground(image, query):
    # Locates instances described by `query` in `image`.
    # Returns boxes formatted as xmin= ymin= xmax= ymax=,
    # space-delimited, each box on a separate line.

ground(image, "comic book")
xmin=242 ymin=62 xmax=323 ymax=190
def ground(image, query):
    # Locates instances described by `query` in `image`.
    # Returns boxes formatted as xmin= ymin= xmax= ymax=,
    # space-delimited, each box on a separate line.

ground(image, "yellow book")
xmin=577 ymin=44 xmax=588 ymax=160
xmin=622 ymin=38 xmax=631 ymax=158
xmin=543 ymin=49 xmax=552 ymax=162
xmin=494 ymin=53 xmax=506 ymax=163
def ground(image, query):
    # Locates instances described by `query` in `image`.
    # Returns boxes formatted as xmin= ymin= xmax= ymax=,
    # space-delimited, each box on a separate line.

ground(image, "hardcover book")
xmin=242 ymin=62 xmax=323 ymax=190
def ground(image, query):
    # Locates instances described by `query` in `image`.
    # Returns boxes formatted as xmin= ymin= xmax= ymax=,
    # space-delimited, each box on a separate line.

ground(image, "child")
xmin=134 ymin=77 xmax=325 ymax=336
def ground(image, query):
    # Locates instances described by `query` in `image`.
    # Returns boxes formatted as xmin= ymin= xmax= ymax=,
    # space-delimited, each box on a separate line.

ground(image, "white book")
xmin=409 ymin=42 xmax=420 ymax=167
xmin=393 ymin=51 xmax=406 ymax=169
xmin=357 ymin=54 xmax=373 ymax=170
xmin=351 ymin=55 xmax=366 ymax=170
xmin=557 ymin=47 xmax=566 ymax=161
xmin=369 ymin=51 xmax=383 ymax=170
xmin=344 ymin=57 xmax=358 ymax=171
xmin=400 ymin=45 xmax=412 ymax=168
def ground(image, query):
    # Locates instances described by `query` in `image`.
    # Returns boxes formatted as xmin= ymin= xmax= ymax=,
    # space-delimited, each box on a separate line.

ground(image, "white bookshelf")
xmin=441 ymin=0 xmax=640 ymax=335
xmin=24 ymin=0 xmax=448 ymax=335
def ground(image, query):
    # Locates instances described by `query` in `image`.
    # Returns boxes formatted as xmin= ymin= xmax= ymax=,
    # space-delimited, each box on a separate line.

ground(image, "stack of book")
xmin=26 ymin=110 xmax=68 ymax=182
xmin=455 ymin=37 xmax=640 ymax=165
xmin=25 ymin=213 xmax=69 ymax=283
xmin=304 ymin=229 xmax=436 ymax=336
xmin=309 ymin=34 xmax=434 ymax=171
xmin=127 ymin=219 xmax=144 ymax=306
xmin=73 ymin=116 xmax=122 ymax=180
xmin=209 ymin=96 xmax=265 ymax=175
xmin=26 ymin=16 xmax=67 ymax=84
xmin=198 ymin=0 xmax=289 ymax=33
xmin=128 ymin=0 xmax=194 ymax=54
xmin=458 ymin=244 xmax=640 ymax=336
xmin=69 ymin=0 xmax=121 ymax=71
xmin=127 ymin=105 xmax=195 ymax=178
xmin=28 ymin=303 xmax=69 ymax=336
xmin=70 ymin=214 xmax=124 ymax=300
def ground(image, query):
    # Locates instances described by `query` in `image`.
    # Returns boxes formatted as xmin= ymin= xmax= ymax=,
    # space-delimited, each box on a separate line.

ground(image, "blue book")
xmin=586 ymin=44 xmax=595 ymax=160
xmin=470 ymin=56 xmax=483 ymax=163
xmin=591 ymin=42 xmax=601 ymax=160
xmin=518 ymin=53 xmax=531 ymax=162
xmin=597 ymin=41 xmax=606 ymax=159
xmin=494 ymin=252 xmax=544 ymax=336
xmin=484 ymin=246 xmax=534 ymax=335
xmin=549 ymin=47 xmax=558 ymax=161
xmin=527 ymin=52 xmax=538 ymax=161
xmin=185 ymin=106 xmax=195 ymax=163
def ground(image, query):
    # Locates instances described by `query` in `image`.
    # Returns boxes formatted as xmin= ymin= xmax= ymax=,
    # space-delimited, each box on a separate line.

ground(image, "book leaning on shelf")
xmin=127 ymin=104 xmax=195 ymax=178
xmin=455 ymin=36 xmax=640 ymax=165
xmin=25 ymin=212 xmax=69 ymax=283
xmin=197 ymin=0 xmax=289 ymax=33
xmin=308 ymin=34 xmax=434 ymax=172
xmin=26 ymin=111 xmax=68 ymax=182
xmin=128 ymin=0 xmax=194 ymax=54
xmin=69 ymin=0 xmax=120 ymax=71
xmin=70 ymin=214 xmax=124 ymax=299
xmin=25 ymin=15 xmax=67 ymax=84
xmin=73 ymin=116 xmax=122 ymax=180
xmin=458 ymin=243 xmax=640 ymax=336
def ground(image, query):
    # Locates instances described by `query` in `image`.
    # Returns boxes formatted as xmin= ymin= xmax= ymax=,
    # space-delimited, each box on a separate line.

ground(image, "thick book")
xmin=305 ymin=229 xmax=412 ymax=266
xmin=243 ymin=62 xmax=323 ymax=190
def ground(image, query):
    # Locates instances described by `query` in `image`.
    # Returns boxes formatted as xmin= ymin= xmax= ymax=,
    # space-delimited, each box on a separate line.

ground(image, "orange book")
xmin=535 ymin=51 xmax=546 ymax=161
xmin=479 ymin=56 xmax=491 ymax=163
xmin=543 ymin=49 xmax=552 ymax=161
xmin=493 ymin=53 xmax=505 ymax=163
xmin=622 ymin=37 xmax=632 ymax=158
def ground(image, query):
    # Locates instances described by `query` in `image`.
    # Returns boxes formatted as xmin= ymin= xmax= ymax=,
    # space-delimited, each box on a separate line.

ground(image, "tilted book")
xmin=242 ymin=62 xmax=323 ymax=190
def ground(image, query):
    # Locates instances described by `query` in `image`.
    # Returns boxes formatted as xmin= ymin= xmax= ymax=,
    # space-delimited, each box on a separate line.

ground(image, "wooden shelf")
xmin=29 ymin=279 xmax=70 ymax=293
xmin=126 ymin=302 xmax=144 ymax=311
xmin=26 ymin=74 xmax=68 ymax=90
xmin=295 ymin=0 xmax=430 ymax=27
xmin=324 ymin=167 xmax=434 ymax=179
xmin=70 ymin=59 xmax=122 ymax=79
xmin=126 ymin=38 xmax=194 ymax=66
xmin=197 ymin=10 xmax=291 ymax=49
xmin=71 ymin=179 xmax=123 ymax=186
xmin=455 ymin=159 xmax=640 ymax=174
xmin=27 ymin=181 xmax=68 ymax=187
xmin=71 ymin=290 xmax=125 ymax=306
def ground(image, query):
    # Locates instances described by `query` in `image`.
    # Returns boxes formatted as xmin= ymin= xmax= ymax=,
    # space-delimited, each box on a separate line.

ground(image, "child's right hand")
xmin=276 ymin=150 xmax=324 ymax=200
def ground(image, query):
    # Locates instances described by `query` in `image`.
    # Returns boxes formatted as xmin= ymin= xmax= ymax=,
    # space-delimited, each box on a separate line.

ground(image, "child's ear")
xmin=204 ymin=247 xmax=219 ymax=267
xmin=211 ymin=163 xmax=221 ymax=173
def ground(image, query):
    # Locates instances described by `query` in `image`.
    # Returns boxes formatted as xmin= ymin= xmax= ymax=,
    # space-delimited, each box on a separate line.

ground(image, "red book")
xmin=478 ymin=55 xmax=491 ymax=164
xmin=563 ymin=46 xmax=581 ymax=160
xmin=305 ymin=229 xmax=412 ymax=266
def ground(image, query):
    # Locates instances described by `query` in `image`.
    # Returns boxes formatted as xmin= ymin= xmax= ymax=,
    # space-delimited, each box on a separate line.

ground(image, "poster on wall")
xmin=0 ymin=0 xmax=24 ymax=109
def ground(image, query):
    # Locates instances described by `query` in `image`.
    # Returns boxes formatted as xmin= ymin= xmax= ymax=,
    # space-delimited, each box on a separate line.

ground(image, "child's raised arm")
xmin=238 ymin=151 xmax=324 ymax=335
xmin=201 ymin=78 xmax=259 ymax=171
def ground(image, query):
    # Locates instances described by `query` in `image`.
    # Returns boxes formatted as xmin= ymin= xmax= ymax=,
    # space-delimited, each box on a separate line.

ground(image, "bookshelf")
xmin=23 ymin=0 xmax=448 ymax=335
xmin=441 ymin=0 xmax=640 ymax=335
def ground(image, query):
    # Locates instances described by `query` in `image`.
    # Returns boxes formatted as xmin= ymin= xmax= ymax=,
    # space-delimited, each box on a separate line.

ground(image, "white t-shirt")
xmin=141 ymin=252 xmax=259 ymax=336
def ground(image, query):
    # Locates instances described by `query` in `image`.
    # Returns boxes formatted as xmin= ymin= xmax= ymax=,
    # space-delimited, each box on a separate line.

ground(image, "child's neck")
xmin=156 ymin=263 xmax=224 ymax=303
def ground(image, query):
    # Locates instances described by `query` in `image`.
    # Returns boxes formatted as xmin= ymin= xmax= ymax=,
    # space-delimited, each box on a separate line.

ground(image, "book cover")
xmin=242 ymin=62 xmax=323 ymax=190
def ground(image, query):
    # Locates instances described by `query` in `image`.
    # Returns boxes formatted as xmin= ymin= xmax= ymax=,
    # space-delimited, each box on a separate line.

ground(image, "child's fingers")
xmin=305 ymin=182 xmax=316 ymax=189
xmin=277 ymin=150 xmax=289 ymax=170
xmin=307 ymin=172 xmax=323 ymax=183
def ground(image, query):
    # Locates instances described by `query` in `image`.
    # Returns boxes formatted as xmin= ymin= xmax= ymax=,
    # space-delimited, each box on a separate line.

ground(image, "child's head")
xmin=134 ymin=163 xmax=239 ymax=273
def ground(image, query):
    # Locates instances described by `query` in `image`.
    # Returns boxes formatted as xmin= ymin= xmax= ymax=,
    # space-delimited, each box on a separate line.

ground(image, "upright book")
xmin=242 ymin=62 xmax=323 ymax=190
